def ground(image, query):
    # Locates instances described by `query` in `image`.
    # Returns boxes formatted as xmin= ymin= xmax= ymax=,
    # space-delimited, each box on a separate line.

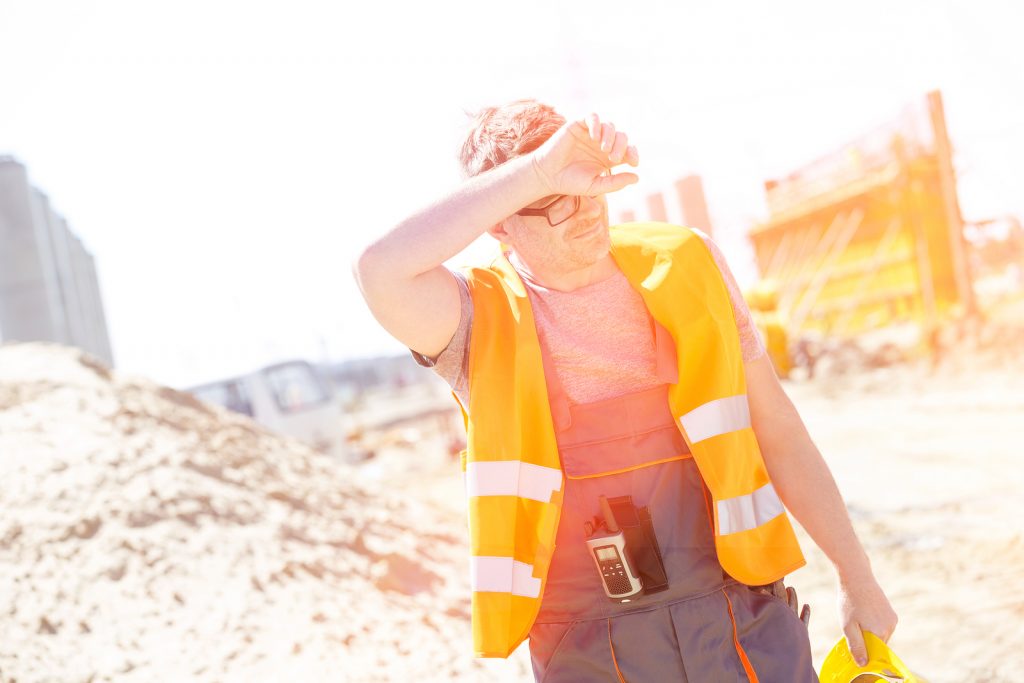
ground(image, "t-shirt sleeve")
xmin=700 ymin=234 xmax=767 ymax=363
xmin=409 ymin=270 xmax=471 ymax=406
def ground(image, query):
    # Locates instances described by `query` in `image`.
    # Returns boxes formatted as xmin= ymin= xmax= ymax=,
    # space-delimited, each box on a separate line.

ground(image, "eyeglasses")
xmin=515 ymin=169 xmax=611 ymax=227
xmin=515 ymin=195 xmax=582 ymax=227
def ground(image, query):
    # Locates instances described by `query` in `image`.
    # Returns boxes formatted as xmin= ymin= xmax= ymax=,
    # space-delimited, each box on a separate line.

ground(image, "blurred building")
xmin=0 ymin=156 xmax=113 ymax=366
xmin=645 ymin=192 xmax=668 ymax=222
xmin=674 ymin=175 xmax=713 ymax=237
xmin=748 ymin=91 xmax=975 ymax=345
xmin=322 ymin=354 xmax=432 ymax=395
xmin=616 ymin=175 xmax=714 ymax=236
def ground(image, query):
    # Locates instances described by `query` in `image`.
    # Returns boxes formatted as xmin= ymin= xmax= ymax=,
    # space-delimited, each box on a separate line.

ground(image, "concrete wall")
xmin=0 ymin=157 xmax=114 ymax=366
xmin=0 ymin=160 xmax=59 ymax=342
xmin=28 ymin=188 xmax=71 ymax=344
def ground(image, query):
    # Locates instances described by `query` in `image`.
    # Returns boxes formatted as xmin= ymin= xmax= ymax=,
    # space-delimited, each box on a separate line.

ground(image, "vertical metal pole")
xmin=927 ymin=90 xmax=977 ymax=317
xmin=908 ymin=174 xmax=938 ymax=349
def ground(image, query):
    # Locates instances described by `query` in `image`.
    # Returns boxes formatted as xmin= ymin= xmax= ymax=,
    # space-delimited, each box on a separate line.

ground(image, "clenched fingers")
xmin=609 ymin=132 xmax=628 ymax=164
xmin=584 ymin=114 xmax=639 ymax=167
xmin=624 ymin=144 xmax=639 ymax=166
xmin=844 ymin=625 xmax=869 ymax=667
xmin=600 ymin=122 xmax=616 ymax=153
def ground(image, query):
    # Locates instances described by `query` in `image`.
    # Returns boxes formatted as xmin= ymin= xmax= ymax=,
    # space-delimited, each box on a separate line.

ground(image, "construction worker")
xmin=353 ymin=100 xmax=897 ymax=681
xmin=746 ymin=280 xmax=792 ymax=379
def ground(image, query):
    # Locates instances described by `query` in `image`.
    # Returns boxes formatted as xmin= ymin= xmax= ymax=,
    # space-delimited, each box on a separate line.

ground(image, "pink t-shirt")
xmin=415 ymin=233 xmax=765 ymax=408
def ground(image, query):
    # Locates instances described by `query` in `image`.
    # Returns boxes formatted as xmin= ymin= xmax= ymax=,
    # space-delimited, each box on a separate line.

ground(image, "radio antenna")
xmin=598 ymin=495 xmax=619 ymax=533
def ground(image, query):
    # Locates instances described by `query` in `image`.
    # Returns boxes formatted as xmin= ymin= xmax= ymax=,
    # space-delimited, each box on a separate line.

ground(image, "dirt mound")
xmin=0 ymin=342 xmax=489 ymax=682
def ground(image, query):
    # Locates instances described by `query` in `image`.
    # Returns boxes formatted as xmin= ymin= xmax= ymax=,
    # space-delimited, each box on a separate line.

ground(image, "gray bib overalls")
xmin=526 ymin=333 xmax=816 ymax=683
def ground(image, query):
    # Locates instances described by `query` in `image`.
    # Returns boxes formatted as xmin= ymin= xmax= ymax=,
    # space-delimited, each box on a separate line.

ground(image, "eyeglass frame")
xmin=513 ymin=168 xmax=612 ymax=227
xmin=514 ymin=195 xmax=582 ymax=227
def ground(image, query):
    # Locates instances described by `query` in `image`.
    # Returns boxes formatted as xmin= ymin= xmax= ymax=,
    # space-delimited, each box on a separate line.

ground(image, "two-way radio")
xmin=585 ymin=495 xmax=644 ymax=600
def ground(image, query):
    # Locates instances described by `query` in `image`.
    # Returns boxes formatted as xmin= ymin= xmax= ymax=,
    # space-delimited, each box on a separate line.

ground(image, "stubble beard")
xmin=510 ymin=205 xmax=611 ymax=275
xmin=563 ymin=210 xmax=611 ymax=268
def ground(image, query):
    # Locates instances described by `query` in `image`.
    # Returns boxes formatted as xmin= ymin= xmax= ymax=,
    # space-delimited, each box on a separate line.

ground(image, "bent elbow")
xmin=352 ymin=242 xmax=387 ymax=293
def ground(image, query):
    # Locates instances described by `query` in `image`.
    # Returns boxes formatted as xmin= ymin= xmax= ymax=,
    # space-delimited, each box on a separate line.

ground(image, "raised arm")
xmin=352 ymin=115 xmax=639 ymax=358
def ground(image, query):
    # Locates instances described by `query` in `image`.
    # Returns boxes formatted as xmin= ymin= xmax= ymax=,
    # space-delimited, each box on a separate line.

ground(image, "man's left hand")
xmin=838 ymin=576 xmax=899 ymax=666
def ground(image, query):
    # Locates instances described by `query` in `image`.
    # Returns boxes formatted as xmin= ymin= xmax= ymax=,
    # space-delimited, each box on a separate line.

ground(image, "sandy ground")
xmin=785 ymin=347 xmax=1024 ymax=681
xmin=1 ymin=313 xmax=1021 ymax=681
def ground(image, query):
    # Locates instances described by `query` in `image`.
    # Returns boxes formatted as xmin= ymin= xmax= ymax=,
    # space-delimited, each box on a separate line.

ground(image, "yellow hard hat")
xmin=745 ymin=279 xmax=780 ymax=312
xmin=819 ymin=631 xmax=928 ymax=682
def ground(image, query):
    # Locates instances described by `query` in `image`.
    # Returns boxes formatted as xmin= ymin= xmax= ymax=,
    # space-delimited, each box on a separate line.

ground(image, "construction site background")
xmin=741 ymin=90 xmax=1021 ymax=381
xmin=3 ymin=87 xmax=1022 ymax=681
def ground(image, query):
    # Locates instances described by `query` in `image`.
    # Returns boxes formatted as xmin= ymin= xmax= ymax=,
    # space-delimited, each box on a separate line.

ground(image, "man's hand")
xmin=530 ymin=113 xmax=640 ymax=197
xmin=787 ymin=585 xmax=812 ymax=627
xmin=753 ymin=580 xmax=811 ymax=627
xmin=838 ymin=576 xmax=899 ymax=666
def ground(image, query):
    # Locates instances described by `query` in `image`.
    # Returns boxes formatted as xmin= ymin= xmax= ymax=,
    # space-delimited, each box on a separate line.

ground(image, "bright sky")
xmin=1 ymin=0 xmax=1021 ymax=389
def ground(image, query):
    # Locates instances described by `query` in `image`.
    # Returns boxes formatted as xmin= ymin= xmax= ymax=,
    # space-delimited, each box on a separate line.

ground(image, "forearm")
xmin=356 ymin=154 xmax=545 ymax=281
xmin=745 ymin=357 xmax=898 ymax=654
xmin=745 ymin=357 xmax=874 ymax=583
xmin=762 ymin=414 xmax=874 ymax=583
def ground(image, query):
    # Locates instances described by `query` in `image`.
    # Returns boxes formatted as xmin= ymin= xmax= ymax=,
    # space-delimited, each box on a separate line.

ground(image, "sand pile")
xmin=0 ymin=342 xmax=496 ymax=682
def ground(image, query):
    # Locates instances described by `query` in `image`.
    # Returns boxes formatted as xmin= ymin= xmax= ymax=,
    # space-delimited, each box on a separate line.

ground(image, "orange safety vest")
xmin=460 ymin=222 xmax=805 ymax=657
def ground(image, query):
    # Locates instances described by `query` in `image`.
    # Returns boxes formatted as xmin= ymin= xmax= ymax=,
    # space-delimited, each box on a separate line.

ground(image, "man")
xmin=353 ymin=100 xmax=897 ymax=681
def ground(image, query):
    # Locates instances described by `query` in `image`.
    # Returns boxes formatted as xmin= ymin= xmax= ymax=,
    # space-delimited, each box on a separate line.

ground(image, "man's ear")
xmin=486 ymin=218 xmax=513 ymax=244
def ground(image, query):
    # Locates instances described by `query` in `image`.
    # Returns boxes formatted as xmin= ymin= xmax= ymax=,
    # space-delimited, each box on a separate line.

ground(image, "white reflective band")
xmin=717 ymin=482 xmax=785 ymax=535
xmin=470 ymin=556 xmax=542 ymax=598
xmin=465 ymin=460 xmax=562 ymax=503
xmin=679 ymin=395 xmax=751 ymax=444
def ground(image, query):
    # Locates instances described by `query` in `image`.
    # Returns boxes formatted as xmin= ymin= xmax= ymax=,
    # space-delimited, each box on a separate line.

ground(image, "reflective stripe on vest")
xmin=717 ymin=482 xmax=786 ymax=535
xmin=679 ymin=394 xmax=751 ymax=444
xmin=465 ymin=460 xmax=562 ymax=503
xmin=470 ymin=556 xmax=543 ymax=598
xmin=677 ymin=395 xmax=786 ymax=534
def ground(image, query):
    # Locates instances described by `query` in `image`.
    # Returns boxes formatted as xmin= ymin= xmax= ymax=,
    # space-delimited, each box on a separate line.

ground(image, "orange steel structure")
xmin=748 ymin=91 xmax=975 ymax=342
